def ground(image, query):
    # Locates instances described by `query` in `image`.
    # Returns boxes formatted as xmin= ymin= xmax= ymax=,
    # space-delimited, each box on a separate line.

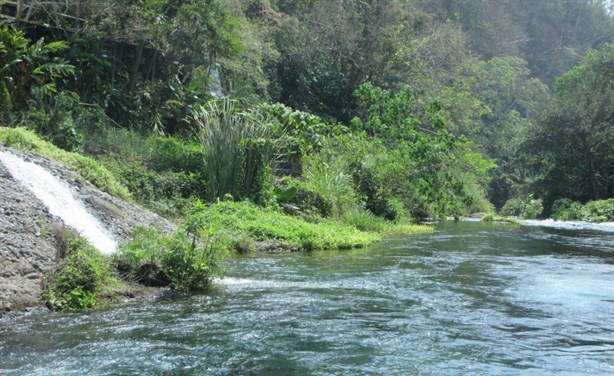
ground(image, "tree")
xmin=273 ymin=0 xmax=418 ymax=121
xmin=526 ymin=43 xmax=614 ymax=210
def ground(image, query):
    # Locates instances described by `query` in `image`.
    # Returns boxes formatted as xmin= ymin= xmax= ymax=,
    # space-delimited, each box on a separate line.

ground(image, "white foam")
xmin=0 ymin=150 xmax=117 ymax=254
xmin=521 ymin=219 xmax=614 ymax=233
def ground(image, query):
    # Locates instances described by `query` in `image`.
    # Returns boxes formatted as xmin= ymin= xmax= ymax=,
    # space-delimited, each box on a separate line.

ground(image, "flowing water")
xmin=1 ymin=221 xmax=613 ymax=375
xmin=0 ymin=151 xmax=117 ymax=254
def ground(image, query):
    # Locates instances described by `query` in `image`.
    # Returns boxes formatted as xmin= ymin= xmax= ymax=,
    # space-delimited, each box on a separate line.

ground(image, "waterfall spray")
xmin=0 ymin=150 xmax=117 ymax=255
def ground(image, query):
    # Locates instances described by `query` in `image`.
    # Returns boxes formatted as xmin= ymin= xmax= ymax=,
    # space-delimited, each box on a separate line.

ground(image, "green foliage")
xmin=500 ymin=196 xmax=544 ymax=219
xmin=551 ymin=198 xmax=614 ymax=223
xmin=581 ymin=199 xmax=614 ymax=223
xmin=115 ymin=227 xmax=167 ymax=272
xmin=340 ymin=207 xmax=391 ymax=233
xmin=0 ymin=21 xmax=74 ymax=111
xmin=204 ymin=200 xmax=382 ymax=251
xmin=350 ymin=158 xmax=400 ymax=221
xmin=17 ymin=92 xmax=84 ymax=152
xmin=350 ymin=83 xmax=494 ymax=219
xmin=117 ymin=201 xmax=226 ymax=292
xmin=44 ymin=228 xmax=113 ymax=311
xmin=526 ymin=44 xmax=614 ymax=208
xmin=82 ymin=125 xmax=205 ymax=216
xmin=550 ymin=198 xmax=583 ymax=221
xmin=160 ymin=201 xmax=226 ymax=292
xmin=0 ymin=127 xmax=131 ymax=199
xmin=191 ymin=99 xmax=274 ymax=201
xmin=253 ymin=164 xmax=277 ymax=207
xmin=302 ymin=154 xmax=356 ymax=218
xmin=146 ymin=136 xmax=205 ymax=173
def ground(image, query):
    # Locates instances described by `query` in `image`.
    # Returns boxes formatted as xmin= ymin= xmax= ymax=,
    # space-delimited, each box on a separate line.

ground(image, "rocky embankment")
xmin=0 ymin=147 xmax=174 ymax=314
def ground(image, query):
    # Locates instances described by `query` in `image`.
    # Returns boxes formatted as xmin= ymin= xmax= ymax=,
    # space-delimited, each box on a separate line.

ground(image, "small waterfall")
xmin=209 ymin=65 xmax=224 ymax=98
xmin=0 ymin=150 xmax=117 ymax=255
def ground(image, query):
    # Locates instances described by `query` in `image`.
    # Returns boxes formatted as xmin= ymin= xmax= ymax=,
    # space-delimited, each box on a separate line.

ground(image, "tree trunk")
xmin=16 ymin=0 xmax=24 ymax=23
xmin=127 ymin=42 xmax=145 ymax=91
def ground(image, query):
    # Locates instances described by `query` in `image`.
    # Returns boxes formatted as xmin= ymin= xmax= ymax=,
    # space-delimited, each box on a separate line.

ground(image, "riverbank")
xmin=0 ymin=144 xmax=174 ymax=314
xmin=0 ymin=139 xmax=432 ymax=314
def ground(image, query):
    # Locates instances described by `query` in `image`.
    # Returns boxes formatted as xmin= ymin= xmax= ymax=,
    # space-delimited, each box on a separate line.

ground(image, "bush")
xmin=550 ymin=198 xmax=614 ymax=222
xmin=145 ymin=136 xmax=205 ymax=173
xmin=579 ymin=199 xmax=614 ymax=222
xmin=551 ymin=198 xmax=582 ymax=220
xmin=44 ymin=227 xmax=113 ymax=311
xmin=116 ymin=201 xmax=227 ymax=292
xmin=351 ymin=160 xmax=399 ymax=220
xmin=500 ymin=196 xmax=543 ymax=219
xmin=104 ymin=158 xmax=198 ymax=217
xmin=302 ymin=154 xmax=356 ymax=218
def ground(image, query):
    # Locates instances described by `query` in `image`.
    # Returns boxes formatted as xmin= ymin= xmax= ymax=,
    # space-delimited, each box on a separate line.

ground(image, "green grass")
xmin=0 ymin=127 xmax=131 ymax=199
xmin=341 ymin=207 xmax=433 ymax=235
xmin=205 ymin=201 xmax=431 ymax=251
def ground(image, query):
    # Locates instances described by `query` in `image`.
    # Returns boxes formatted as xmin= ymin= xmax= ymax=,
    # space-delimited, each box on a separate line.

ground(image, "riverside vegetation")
xmin=0 ymin=1 xmax=613 ymax=311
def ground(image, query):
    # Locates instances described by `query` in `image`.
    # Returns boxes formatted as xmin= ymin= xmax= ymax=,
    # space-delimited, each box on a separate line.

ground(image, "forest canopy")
xmin=1 ymin=0 xmax=613 ymax=221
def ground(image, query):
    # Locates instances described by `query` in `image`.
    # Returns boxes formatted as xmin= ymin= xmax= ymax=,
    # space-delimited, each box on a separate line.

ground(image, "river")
xmin=1 ymin=221 xmax=613 ymax=375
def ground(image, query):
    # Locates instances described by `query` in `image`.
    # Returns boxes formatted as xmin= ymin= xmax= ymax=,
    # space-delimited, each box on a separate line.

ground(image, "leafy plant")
xmin=0 ymin=21 xmax=74 ymax=111
xmin=44 ymin=227 xmax=113 ymax=311
xmin=190 ymin=99 xmax=274 ymax=201
xmin=500 ymin=196 xmax=543 ymax=219
xmin=116 ymin=201 xmax=226 ymax=292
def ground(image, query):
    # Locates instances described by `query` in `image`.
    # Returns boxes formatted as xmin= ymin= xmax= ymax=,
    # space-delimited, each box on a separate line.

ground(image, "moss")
xmin=0 ymin=127 xmax=131 ymax=200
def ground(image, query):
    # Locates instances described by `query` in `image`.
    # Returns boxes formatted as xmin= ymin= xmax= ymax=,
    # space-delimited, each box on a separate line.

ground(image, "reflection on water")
xmin=1 ymin=222 xmax=613 ymax=375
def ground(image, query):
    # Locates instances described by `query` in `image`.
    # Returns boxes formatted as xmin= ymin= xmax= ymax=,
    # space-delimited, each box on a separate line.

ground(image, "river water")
xmin=1 ymin=221 xmax=613 ymax=375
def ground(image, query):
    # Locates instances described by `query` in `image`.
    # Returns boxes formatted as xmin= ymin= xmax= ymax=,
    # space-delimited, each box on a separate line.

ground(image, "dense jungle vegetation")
xmin=1 ymin=1 xmax=613 ymax=303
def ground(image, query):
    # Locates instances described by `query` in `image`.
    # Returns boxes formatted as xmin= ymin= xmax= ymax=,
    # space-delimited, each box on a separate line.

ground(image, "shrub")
xmin=551 ymin=198 xmax=582 ymax=221
xmin=104 ymin=157 xmax=198 ymax=217
xmin=302 ymin=154 xmax=356 ymax=218
xmin=500 ymin=196 xmax=543 ymax=219
xmin=350 ymin=160 xmax=399 ymax=220
xmin=44 ymin=227 xmax=113 ymax=311
xmin=579 ymin=199 xmax=614 ymax=222
xmin=145 ymin=136 xmax=205 ymax=173
xmin=116 ymin=201 xmax=227 ymax=292
xmin=18 ymin=92 xmax=84 ymax=152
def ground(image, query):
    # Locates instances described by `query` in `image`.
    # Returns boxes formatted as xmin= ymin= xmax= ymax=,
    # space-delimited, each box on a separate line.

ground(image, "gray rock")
xmin=0 ymin=147 xmax=175 ymax=315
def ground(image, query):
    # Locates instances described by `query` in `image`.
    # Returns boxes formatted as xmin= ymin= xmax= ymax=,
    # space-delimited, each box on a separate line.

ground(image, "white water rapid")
xmin=0 ymin=150 xmax=117 ymax=255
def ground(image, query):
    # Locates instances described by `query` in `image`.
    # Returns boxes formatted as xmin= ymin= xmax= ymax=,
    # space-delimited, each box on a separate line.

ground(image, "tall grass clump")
xmin=190 ymin=99 xmax=274 ymax=201
xmin=303 ymin=154 xmax=356 ymax=218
